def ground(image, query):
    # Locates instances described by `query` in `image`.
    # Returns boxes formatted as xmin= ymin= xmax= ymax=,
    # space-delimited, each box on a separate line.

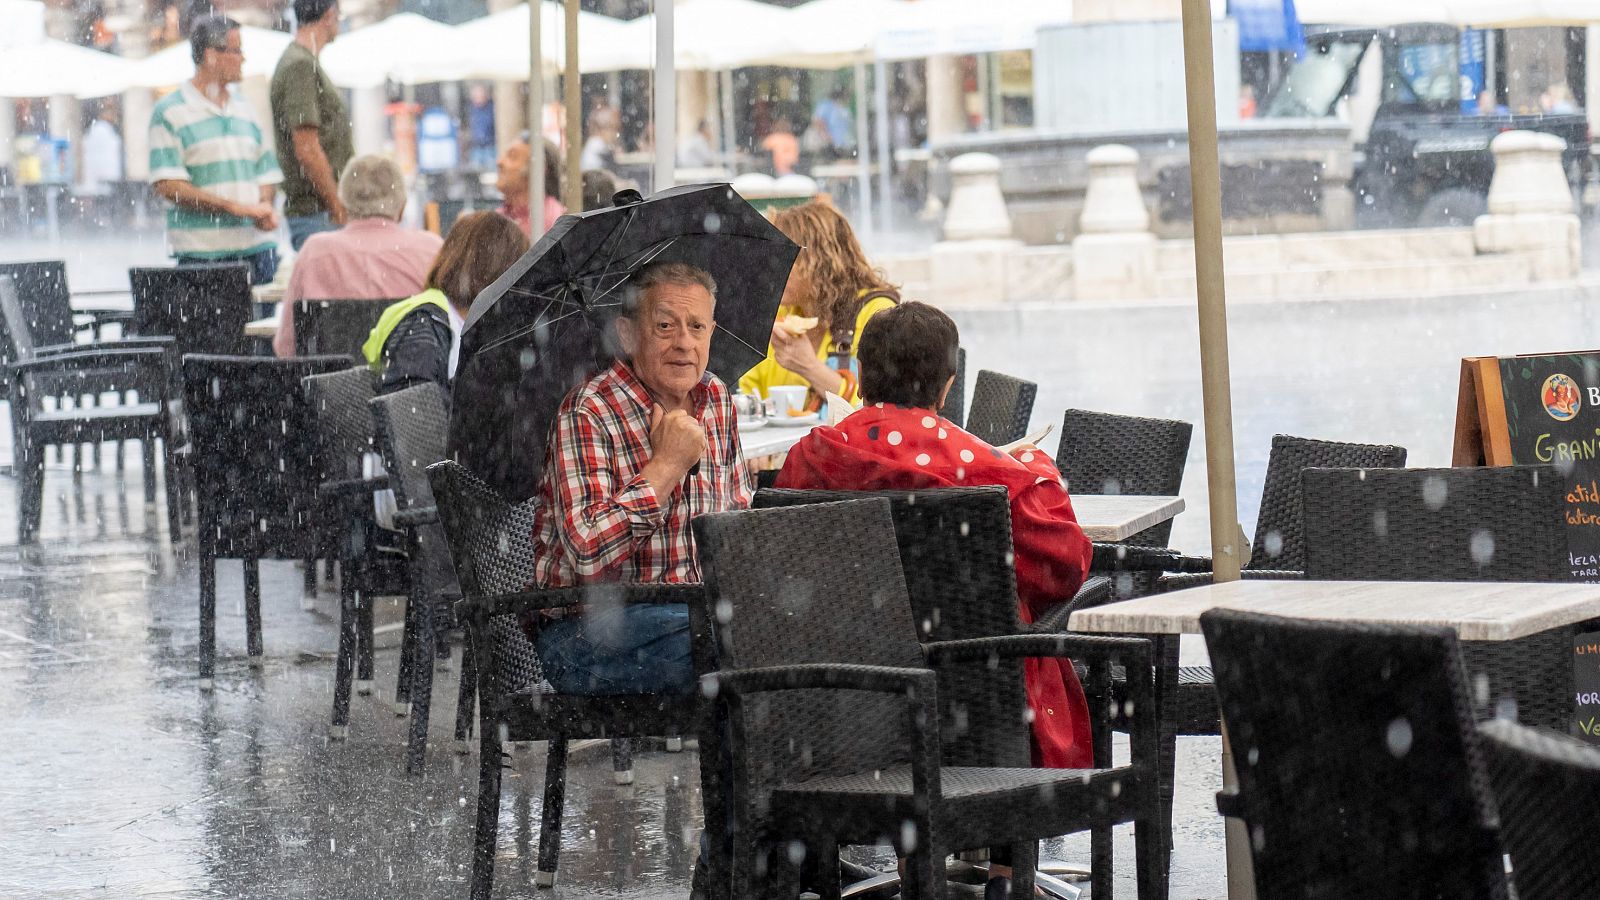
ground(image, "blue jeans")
xmin=287 ymin=212 xmax=337 ymax=251
xmin=176 ymin=246 xmax=278 ymax=286
xmin=536 ymin=603 xmax=693 ymax=695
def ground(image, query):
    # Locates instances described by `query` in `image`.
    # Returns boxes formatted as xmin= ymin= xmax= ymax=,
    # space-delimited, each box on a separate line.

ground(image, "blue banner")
xmin=1231 ymin=0 xmax=1306 ymax=56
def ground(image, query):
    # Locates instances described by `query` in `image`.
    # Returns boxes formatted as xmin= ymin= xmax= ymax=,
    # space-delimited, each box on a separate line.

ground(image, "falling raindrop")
xmin=1469 ymin=529 xmax=1495 ymax=566
xmin=1421 ymin=476 xmax=1448 ymax=510
xmin=1385 ymin=718 xmax=1413 ymax=757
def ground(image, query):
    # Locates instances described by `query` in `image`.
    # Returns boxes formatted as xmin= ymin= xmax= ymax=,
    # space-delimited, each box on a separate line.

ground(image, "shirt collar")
xmin=181 ymin=79 xmax=235 ymax=116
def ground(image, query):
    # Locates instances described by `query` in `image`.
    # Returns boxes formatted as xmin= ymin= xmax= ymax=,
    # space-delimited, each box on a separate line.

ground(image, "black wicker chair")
xmin=1 ymin=277 xmax=182 ymax=542
xmin=1302 ymin=464 xmax=1574 ymax=730
xmin=369 ymin=383 xmax=469 ymax=773
xmin=1202 ymin=609 xmax=1509 ymax=900
xmin=944 ymin=347 xmax=967 ymax=429
xmin=1477 ymin=719 xmax=1600 ymax=900
xmin=129 ymin=263 xmax=254 ymax=358
xmin=753 ymin=486 xmax=1124 ymax=896
xmin=691 ymin=498 xmax=1163 ymax=900
xmin=303 ymin=366 xmax=416 ymax=737
xmin=0 ymin=259 xmax=130 ymax=358
xmin=294 ymin=299 xmax=398 ymax=360
xmin=964 ymin=369 xmax=1036 ymax=446
xmin=1056 ymin=409 xmax=1192 ymax=550
xmin=427 ymin=460 xmax=698 ymax=898
xmin=182 ymin=353 xmax=349 ymax=688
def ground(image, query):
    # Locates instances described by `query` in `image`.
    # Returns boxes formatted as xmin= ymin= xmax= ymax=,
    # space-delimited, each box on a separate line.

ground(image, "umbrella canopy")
xmin=874 ymin=0 xmax=1076 ymax=61
xmin=620 ymin=0 xmax=795 ymax=70
xmin=452 ymin=184 xmax=800 ymax=500
xmin=321 ymin=13 xmax=468 ymax=88
xmin=1296 ymin=0 xmax=1600 ymax=26
xmin=445 ymin=1 xmax=642 ymax=80
xmin=0 ymin=40 xmax=134 ymax=98
xmin=128 ymin=25 xmax=292 ymax=90
xmin=0 ymin=0 xmax=44 ymax=49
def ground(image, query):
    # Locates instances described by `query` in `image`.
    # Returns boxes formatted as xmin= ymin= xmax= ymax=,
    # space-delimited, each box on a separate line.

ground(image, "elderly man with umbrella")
xmin=452 ymin=185 xmax=798 ymax=695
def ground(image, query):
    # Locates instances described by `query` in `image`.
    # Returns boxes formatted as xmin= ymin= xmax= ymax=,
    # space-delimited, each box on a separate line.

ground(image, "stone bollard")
xmin=1073 ymin=144 xmax=1158 ymax=300
xmin=929 ymin=153 xmax=1023 ymax=306
xmin=1474 ymin=131 xmax=1581 ymax=280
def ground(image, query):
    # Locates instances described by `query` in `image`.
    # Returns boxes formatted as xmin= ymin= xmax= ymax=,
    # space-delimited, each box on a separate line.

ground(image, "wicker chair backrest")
xmin=182 ymin=353 xmax=350 ymax=557
xmin=753 ymin=485 xmax=1030 ymax=767
xmin=302 ymin=367 xmax=378 ymax=486
xmin=294 ymin=299 xmax=396 ymax=360
xmin=1202 ymin=609 xmax=1508 ymax=900
xmin=370 ymin=383 xmax=449 ymax=512
xmin=130 ymin=263 xmax=253 ymax=358
xmin=1477 ymin=719 xmax=1600 ymax=900
xmin=694 ymin=499 xmax=926 ymax=791
xmin=1057 ymin=408 xmax=1192 ymax=549
xmin=0 ymin=260 xmax=74 ymax=349
xmin=944 ymin=347 xmax=967 ymax=429
xmin=1252 ymin=434 xmax=1407 ymax=571
xmin=1302 ymin=464 xmax=1565 ymax=582
xmin=965 ymin=369 xmax=1036 ymax=446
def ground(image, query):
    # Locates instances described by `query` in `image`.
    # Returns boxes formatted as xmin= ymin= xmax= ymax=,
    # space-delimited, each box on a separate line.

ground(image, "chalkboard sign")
xmin=1455 ymin=352 xmax=1600 ymax=743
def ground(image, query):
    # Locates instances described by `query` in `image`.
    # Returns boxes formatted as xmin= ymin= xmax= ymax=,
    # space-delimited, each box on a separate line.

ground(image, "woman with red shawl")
xmin=774 ymin=302 xmax=1094 ymax=897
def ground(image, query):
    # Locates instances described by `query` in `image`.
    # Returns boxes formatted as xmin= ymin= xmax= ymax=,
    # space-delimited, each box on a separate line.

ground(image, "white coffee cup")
xmin=768 ymin=385 xmax=809 ymax=418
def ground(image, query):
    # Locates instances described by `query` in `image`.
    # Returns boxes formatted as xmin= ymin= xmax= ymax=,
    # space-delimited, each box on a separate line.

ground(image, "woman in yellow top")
xmin=740 ymin=200 xmax=898 ymax=405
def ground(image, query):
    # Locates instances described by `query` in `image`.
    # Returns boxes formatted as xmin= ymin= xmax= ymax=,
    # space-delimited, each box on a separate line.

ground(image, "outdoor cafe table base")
xmin=1069 ymin=579 xmax=1600 ymax=898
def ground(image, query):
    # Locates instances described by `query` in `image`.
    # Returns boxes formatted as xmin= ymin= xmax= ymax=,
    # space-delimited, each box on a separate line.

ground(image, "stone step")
xmin=1154 ymin=254 xmax=1534 ymax=302
xmin=1154 ymin=227 xmax=1482 ymax=274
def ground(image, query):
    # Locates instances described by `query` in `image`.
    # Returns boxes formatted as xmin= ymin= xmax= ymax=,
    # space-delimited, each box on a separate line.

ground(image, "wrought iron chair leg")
xmin=535 ymin=736 xmax=570 ymax=888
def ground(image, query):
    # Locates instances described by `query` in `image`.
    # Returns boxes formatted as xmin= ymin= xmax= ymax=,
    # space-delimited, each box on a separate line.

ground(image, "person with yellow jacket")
xmin=739 ymin=201 xmax=898 ymax=407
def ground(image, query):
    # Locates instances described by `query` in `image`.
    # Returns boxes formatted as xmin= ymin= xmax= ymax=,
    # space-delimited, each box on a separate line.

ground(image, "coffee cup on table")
xmin=768 ymin=385 xmax=809 ymax=419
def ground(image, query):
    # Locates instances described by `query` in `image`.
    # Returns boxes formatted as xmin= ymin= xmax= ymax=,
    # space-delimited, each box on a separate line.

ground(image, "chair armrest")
xmin=317 ymin=474 xmax=390 ymax=498
xmin=76 ymin=308 xmax=135 ymax=325
xmin=30 ymin=336 xmax=174 ymax=358
xmin=708 ymin=662 xmax=937 ymax=698
xmin=467 ymin=581 xmax=703 ymax=617
xmin=392 ymin=506 xmax=438 ymax=527
xmin=1157 ymin=568 xmax=1303 ymax=594
xmin=1030 ymin=576 xmax=1112 ymax=632
xmin=9 ymin=346 xmax=167 ymax=376
xmin=1215 ymin=789 xmax=1244 ymax=820
xmin=1091 ymin=543 xmax=1213 ymax=574
xmin=924 ymin=633 xmax=1152 ymax=670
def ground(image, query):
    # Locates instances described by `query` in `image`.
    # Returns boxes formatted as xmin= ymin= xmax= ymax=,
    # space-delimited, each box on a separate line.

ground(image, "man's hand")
xmin=642 ymin=404 xmax=707 ymax=494
xmin=237 ymin=203 xmax=278 ymax=231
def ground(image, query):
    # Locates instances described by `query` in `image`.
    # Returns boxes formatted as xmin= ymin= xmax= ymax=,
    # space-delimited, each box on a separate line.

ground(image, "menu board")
xmin=1455 ymin=353 xmax=1600 ymax=742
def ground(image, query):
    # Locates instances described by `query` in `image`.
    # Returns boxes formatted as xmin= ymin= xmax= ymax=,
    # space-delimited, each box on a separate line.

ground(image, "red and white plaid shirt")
xmin=531 ymin=360 xmax=755 ymax=587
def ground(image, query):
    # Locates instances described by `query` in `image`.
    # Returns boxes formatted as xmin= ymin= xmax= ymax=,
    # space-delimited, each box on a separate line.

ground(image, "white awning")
xmin=321 ymin=13 xmax=470 ymax=88
xmin=873 ymin=0 xmax=1076 ymax=61
xmin=446 ymin=1 xmax=643 ymax=80
xmin=0 ymin=40 xmax=134 ymax=98
xmin=1297 ymin=0 xmax=1600 ymax=27
xmin=127 ymin=26 xmax=293 ymax=90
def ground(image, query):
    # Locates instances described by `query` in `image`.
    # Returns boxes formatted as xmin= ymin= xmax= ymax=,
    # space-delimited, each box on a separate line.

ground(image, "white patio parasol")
xmin=0 ymin=40 xmax=135 ymax=98
xmin=127 ymin=25 xmax=293 ymax=90
xmin=321 ymin=13 xmax=470 ymax=88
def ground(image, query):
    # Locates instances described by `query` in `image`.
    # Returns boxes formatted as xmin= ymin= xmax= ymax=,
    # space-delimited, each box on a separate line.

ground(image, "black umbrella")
xmin=450 ymin=183 xmax=801 ymax=500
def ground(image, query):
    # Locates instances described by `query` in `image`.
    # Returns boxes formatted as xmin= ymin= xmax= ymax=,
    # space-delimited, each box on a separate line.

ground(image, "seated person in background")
xmin=739 ymin=200 xmax=897 ymax=407
xmin=497 ymin=136 xmax=566 ymax=237
xmin=363 ymin=211 xmax=528 ymax=403
xmin=529 ymin=261 xmax=755 ymax=694
xmin=777 ymin=301 xmax=1094 ymax=768
xmin=580 ymin=168 xmax=618 ymax=211
xmin=274 ymin=154 xmax=442 ymax=357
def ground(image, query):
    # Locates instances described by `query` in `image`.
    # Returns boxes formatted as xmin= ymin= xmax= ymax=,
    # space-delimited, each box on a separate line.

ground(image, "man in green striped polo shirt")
xmin=148 ymin=15 xmax=283 ymax=285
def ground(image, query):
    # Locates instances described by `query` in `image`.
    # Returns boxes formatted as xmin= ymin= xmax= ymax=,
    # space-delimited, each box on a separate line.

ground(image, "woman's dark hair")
xmin=189 ymin=14 xmax=239 ymax=65
xmin=856 ymin=301 xmax=959 ymax=410
xmin=427 ymin=211 xmax=529 ymax=313
xmin=581 ymin=168 xmax=618 ymax=211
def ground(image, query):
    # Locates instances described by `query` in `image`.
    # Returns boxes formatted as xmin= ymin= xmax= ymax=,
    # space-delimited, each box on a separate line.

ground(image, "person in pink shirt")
xmin=273 ymin=154 xmax=443 ymax=357
xmin=495 ymin=137 xmax=566 ymax=238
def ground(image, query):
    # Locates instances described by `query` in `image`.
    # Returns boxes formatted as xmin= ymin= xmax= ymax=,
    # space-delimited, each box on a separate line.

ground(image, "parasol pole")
xmin=564 ymin=0 xmax=582 ymax=212
xmin=1179 ymin=0 xmax=1250 ymax=898
xmin=652 ymin=0 xmax=676 ymax=193
xmin=528 ymin=0 xmax=546 ymax=235
xmin=853 ymin=59 xmax=873 ymax=240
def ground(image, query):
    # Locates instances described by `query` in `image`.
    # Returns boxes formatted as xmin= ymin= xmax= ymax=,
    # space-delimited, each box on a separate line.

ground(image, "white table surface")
xmin=740 ymin=420 xmax=814 ymax=460
xmin=252 ymin=283 xmax=285 ymax=305
xmin=1069 ymin=579 xmax=1600 ymax=642
xmin=244 ymin=315 xmax=278 ymax=338
xmin=1071 ymin=495 xmax=1185 ymax=543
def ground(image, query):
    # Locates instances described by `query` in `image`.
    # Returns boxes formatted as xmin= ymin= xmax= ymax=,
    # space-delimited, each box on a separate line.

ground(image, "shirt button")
xmin=1046 ymin=708 xmax=1054 ymax=715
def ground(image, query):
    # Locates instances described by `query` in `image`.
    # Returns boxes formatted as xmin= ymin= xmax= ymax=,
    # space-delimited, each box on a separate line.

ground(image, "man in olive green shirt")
xmin=270 ymin=0 xmax=353 ymax=250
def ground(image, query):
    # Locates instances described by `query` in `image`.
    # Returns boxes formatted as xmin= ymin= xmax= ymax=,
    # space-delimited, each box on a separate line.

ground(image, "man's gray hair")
xmin=337 ymin=155 xmax=407 ymax=221
xmin=620 ymin=261 xmax=717 ymax=318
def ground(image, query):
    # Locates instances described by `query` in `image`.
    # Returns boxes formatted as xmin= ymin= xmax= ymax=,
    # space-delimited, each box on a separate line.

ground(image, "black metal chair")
xmin=427 ymin=460 xmax=697 ymax=898
xmin=944 ymin=347 xmax=967 ymax=429
xmin=964 ymin=369 xmax=1036 ymax=446
xmin=294 ymin=299 xmax=399 ymax=360
xmin=753 ymin=486 xmax=1122 ymax=896
xmin=0 ymin=259 xmax=130 ymax=356
xmin=1 ymin=277 xmax=181 ymax=543
xmin=1302 ymin=464 xmax=1573 ymax=730
xmin=1202 ymin=609 xmax=1509 ymax=900
xmin=691 ymin=498 xmax=1163 ymax=900
xmin=129 ymin=263 xmax=254 ymax=358
xmin=369 ymin=383 xmax=469 ymax=773
xmin=303 ymin=366 xmax=414 ymax=738
xmin=182 ymin=353 xmax=349 ymax=689
xmin=1477 ymin=719 xmax=1600 ymax=900
xmin=1056 ymin=409 xmax=1192 ymax=551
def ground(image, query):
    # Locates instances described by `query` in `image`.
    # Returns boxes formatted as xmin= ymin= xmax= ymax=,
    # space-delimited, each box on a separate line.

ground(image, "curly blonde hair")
xmin=772 ymin=201 xmax=897 ymax=348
